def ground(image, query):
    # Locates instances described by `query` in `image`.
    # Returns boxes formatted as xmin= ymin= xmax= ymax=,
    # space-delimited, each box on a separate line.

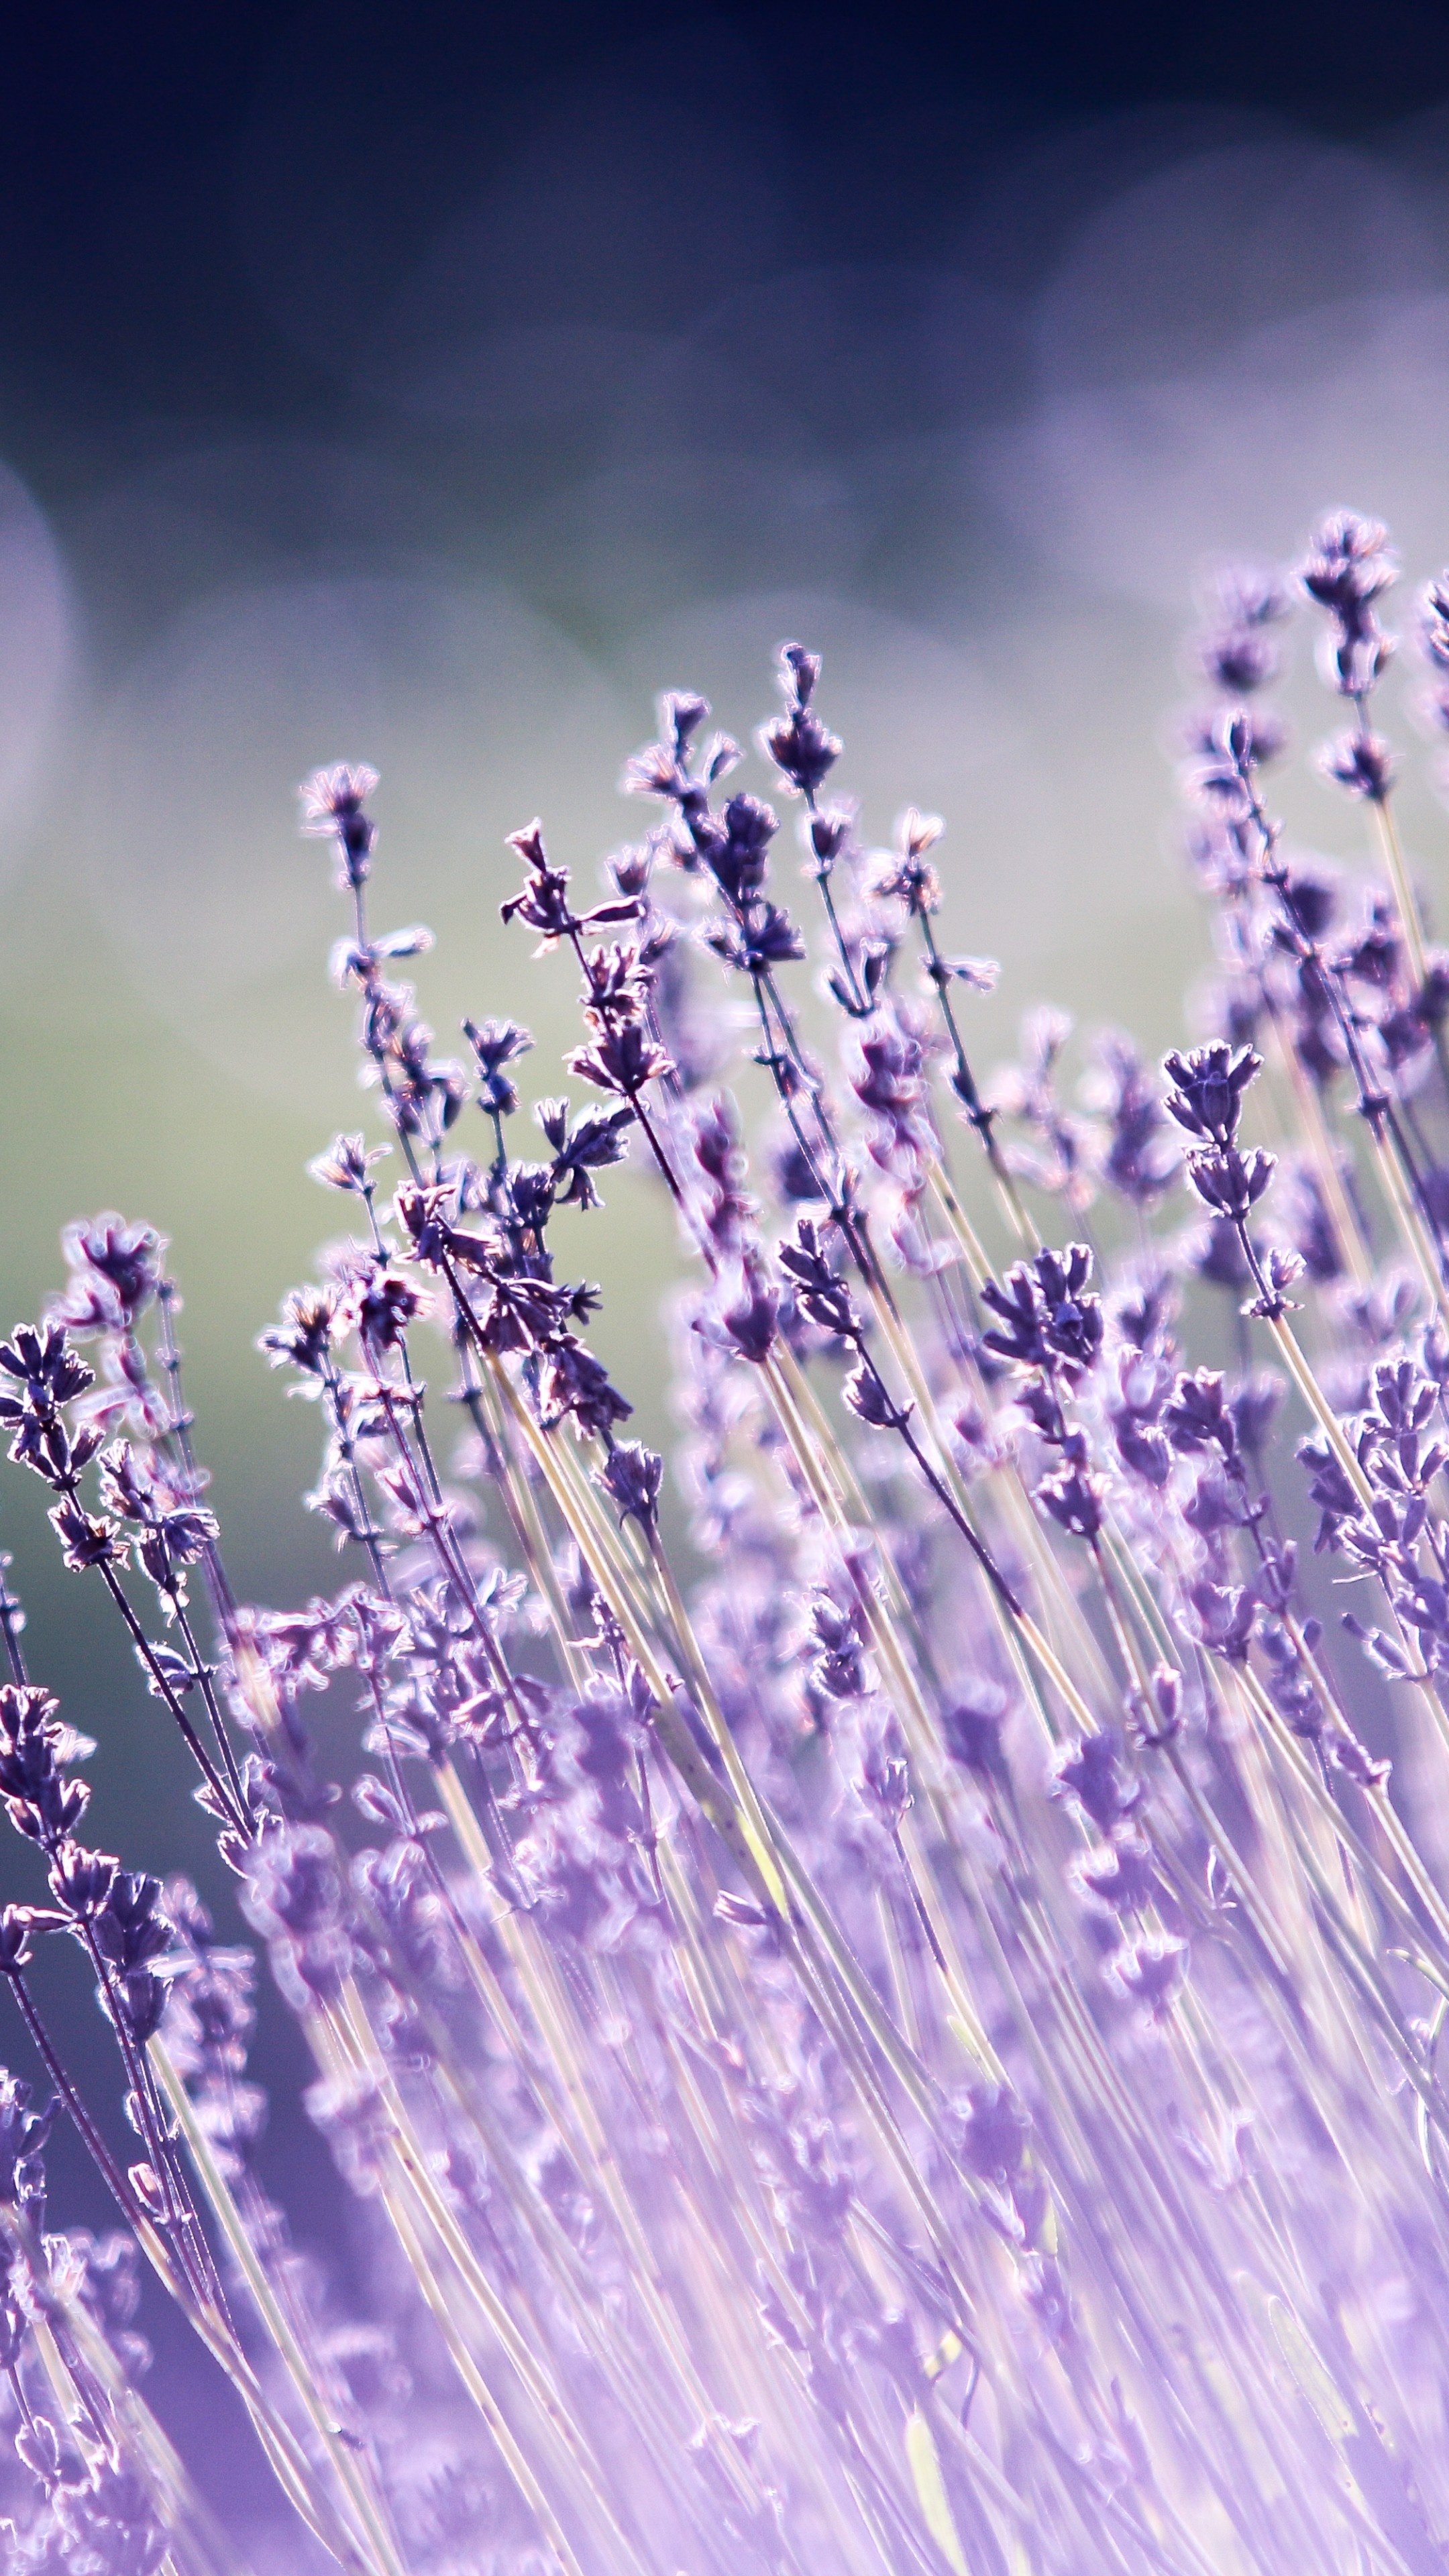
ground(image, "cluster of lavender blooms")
xmin=13 ymin=520 xmax=1449 ymax=2575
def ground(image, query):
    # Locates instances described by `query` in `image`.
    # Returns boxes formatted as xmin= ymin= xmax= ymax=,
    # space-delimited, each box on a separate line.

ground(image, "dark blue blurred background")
xmin=7 ymin=0 xmax=1449 ymax=2549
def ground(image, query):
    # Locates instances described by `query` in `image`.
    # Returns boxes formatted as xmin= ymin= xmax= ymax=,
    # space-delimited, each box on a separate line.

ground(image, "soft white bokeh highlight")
xmin=0 ymin=459 xmax=70 ymax=866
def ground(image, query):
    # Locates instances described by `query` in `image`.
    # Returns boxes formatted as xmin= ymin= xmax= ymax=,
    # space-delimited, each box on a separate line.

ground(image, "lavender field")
xmin=8 ymin=9 xmax=1449 ymax=2569
xmin=4 ymin=505 xmax=1449 ymax=2569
